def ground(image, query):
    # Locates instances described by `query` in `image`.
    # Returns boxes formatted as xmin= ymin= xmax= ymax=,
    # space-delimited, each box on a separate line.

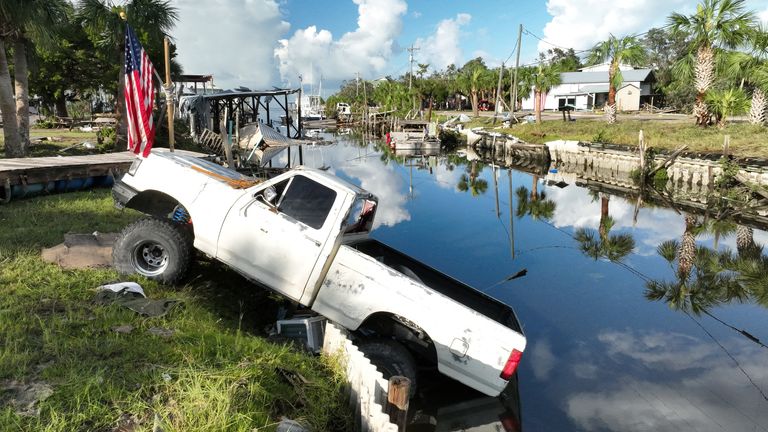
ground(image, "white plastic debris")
xmin=96 ymin=282 xmax=146 ymax=298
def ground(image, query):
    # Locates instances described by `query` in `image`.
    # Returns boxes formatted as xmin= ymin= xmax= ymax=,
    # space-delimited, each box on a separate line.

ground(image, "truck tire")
xmin=113 ymin=217 xmax=192 ymax=284
xmin=359 ymin=340 xmax=418 ymax=397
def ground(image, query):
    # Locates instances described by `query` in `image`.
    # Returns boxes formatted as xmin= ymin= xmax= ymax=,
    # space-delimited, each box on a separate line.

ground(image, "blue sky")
xmin=172 ymin=0 xmax=768 ymax=92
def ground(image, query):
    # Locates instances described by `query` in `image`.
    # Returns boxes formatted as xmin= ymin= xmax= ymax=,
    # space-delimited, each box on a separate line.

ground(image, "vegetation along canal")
xmin=293 ymin=131 xmax=768 ymax=431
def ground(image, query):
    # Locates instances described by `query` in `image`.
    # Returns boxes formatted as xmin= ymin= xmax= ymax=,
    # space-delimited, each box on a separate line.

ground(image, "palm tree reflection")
xmin=515 ymin=186 xmax=555 ymax=221
xmin=644 ymin=214 xmax=757 ymax=314
xmin=456 ymin=160 xmax=489 ymax=197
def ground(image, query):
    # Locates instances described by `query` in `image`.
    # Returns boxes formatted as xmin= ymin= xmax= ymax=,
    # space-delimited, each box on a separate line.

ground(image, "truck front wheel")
xmin=113 ymin=217 xmax=192 ymax=284
xmin=359 ymin=340 xmax=418 ymax=397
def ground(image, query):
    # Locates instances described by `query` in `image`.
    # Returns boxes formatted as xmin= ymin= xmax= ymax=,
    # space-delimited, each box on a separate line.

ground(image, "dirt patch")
xmin=41 ymin=232 xmax=117 ymax=269
xmin=1 ymin=380 xmax=54 ymax=417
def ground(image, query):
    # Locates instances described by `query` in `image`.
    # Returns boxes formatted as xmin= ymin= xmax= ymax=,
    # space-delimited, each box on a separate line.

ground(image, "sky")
xmin=169 ymin=0 xmax=768 ymax=93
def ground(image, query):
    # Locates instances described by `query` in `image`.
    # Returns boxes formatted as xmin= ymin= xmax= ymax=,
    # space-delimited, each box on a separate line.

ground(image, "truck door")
xmin=217 ymin=174 xmax=341 ymax=302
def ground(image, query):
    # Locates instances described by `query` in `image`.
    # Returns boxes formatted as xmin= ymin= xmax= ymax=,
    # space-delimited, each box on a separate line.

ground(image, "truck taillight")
xmin=500 ymin=349 xmax=522 ymax=380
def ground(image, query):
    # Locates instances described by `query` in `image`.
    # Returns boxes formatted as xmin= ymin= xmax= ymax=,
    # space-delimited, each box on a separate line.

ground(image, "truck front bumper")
xmin=112 ymin=179 xmax=138 ymax=209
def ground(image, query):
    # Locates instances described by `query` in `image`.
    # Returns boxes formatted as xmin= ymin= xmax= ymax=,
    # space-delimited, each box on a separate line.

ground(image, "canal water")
xmin=292 ymin=132 xmax=768 ymax=431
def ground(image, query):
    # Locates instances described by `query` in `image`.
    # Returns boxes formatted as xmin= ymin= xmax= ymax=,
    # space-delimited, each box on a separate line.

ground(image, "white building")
xmin=521 ymin=64 xmax=656 ymax=112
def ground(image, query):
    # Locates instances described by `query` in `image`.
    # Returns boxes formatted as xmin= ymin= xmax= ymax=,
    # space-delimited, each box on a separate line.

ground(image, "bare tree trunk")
xmin=606 ymin=66 xmax=617 ymax=124
xmin=14 ymin=40 xmax=30 ymax=155
xmin=54 ymin=94 xmax=68 ymax=118
xmin=426 ymin=97 xmax=433 ymax=122
xmin=0 ymin=39 xmax=22 ymax=158
xmin=534 ymin=90 xmax=542 ymax=124
xmin=471 ymin=90 xmax=479 ymax=117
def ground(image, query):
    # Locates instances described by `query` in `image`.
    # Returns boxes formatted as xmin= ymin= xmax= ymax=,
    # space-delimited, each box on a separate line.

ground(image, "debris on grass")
xmin=41 ymin=232 xmax=117 ymax=269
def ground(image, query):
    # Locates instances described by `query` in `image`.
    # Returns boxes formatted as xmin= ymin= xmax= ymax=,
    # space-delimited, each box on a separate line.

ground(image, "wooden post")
xmin=723 ymin=134 xmax=730 ymax=157
xmin=164 ymin=37 xmax=174 ymax=152
xmin=638 ymin=129 xmax=646 ymax=172
xmin=385 ymin=376 xmax=410 ymax=431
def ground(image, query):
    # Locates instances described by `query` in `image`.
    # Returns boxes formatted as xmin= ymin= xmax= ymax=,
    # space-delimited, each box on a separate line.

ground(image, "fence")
xmin=322 ymin=322 xmax=399 ymax=432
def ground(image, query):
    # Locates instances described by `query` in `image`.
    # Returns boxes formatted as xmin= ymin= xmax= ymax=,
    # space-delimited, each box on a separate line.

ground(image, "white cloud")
xmin=530 ymin=339 xmax=556 ymax=380
xmin=274 ymin=0 xmax=407 ymax=86
xmin=538 ymin=0 xmax=690 ymax=55
xmin=414 ymin=13 xmax=471 ymax=71
xmin=173 ymin=0 xmax=289 ymax=90
xmin=566 ymin=328 xmax=768 ymax=431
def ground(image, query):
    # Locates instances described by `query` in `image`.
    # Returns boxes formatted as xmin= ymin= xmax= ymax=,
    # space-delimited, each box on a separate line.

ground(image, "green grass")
xmin=0 ymin=190 xmax=352 ymax=431
xmin=0 ymin=129 xmax=101 ymax=157
xmin=473 ymin=117 xmax=768 ymax=158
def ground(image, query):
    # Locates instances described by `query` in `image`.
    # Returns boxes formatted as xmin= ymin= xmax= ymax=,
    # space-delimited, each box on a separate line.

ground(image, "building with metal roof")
xmin=521 ymin=67 xmax=656 ymax=112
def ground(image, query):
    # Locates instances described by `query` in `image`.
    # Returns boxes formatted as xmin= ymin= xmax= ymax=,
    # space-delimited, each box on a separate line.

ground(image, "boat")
xmin=387 ymin=120 xmax=440 ymax=151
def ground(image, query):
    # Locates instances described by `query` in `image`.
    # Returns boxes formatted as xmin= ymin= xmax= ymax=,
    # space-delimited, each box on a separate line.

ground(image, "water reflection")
xmin=293 ymin=133 xmax=768 ymax=431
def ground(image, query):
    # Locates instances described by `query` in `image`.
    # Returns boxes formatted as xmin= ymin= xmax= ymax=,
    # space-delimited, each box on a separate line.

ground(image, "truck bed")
xmin=347 ymin=238 xmax=523 ymax=334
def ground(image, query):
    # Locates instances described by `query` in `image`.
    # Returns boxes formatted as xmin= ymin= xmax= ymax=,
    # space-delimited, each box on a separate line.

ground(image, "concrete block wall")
xmin=323 ymin=322 xmax=398 ymax=432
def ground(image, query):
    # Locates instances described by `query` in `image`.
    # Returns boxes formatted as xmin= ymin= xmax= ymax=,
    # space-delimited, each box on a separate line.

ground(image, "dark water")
xmin=291 ymin=133 xmax=768 ymax=432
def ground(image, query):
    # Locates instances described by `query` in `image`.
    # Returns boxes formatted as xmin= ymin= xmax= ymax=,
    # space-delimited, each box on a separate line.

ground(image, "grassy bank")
xmin=462 ymin=116 xmax=768 ymax=158
xmin=0 ymin=190 xmax=352 ymax=431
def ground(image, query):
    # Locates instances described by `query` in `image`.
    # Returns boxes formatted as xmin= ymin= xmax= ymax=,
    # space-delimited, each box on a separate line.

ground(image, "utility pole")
xmin=407 ymin=44 xmax=419 ymax=91
xmin=511 ymin=24 xmax=523 ymax=117
xmin=356 ymin=72 xmax=360 ymax=98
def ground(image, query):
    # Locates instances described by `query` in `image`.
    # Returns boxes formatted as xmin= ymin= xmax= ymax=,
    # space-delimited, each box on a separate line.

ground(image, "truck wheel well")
xmin=356 ymin=312 xmax=437 ymax=364
xmin=126 ymin=190 xmax=185 ymax=219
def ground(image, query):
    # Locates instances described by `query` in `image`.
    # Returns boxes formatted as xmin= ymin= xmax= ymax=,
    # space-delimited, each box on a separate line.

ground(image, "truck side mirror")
xmin=255 ymin=186 xmax=278 ymax=212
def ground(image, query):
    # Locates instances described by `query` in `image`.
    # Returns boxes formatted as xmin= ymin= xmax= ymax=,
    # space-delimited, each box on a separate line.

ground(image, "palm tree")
xmin=705 ymin=87 xmax=750 ymax=128
xmin=78 ymin=0 xmax=178 ymax=150
xmin=669 ymin=0 xmax=756 ymax=126
xmin=515 ymin=186 xmax=556 ymax=221
xmin=725 ymin=27 xmax=768 ymax=125
xmin=0 ymin=0 xmax=67 ymax=157
xmin=587 ymin=35 xmax=646 ymax=124
xmin=530 ymin=63 xmax=561 ymax=124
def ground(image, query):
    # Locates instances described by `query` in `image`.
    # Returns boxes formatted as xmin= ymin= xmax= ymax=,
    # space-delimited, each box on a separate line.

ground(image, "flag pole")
xmin=163 ymin=37 xmax=174 ymax=152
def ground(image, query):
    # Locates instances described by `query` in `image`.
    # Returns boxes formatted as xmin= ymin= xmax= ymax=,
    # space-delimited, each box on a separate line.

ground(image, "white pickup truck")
xmin=111 ymin=149 xmax=526 ymax=396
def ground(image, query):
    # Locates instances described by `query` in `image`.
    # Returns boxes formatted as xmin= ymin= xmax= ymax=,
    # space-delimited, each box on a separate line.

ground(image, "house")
xmin=521 ymin=64 xmax=656 ymax=112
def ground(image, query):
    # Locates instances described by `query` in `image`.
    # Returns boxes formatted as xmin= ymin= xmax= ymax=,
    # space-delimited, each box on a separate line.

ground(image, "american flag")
xmin=124 ymin=24 xmax=156 ymax=157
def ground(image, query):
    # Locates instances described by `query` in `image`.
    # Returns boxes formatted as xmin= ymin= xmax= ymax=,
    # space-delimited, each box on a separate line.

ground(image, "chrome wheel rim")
xmin=132 ymin=241 xmax=168 ymax=276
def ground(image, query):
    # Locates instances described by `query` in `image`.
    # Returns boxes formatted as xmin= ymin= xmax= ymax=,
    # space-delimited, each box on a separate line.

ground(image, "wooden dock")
xmin=0 ymin=150 xmax=205 ymax=202
xmin=0 ymin=152 xmax=139 ymax=187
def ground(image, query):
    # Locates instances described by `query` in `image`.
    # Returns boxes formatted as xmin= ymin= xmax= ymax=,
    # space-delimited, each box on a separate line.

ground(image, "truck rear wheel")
xmin=359 ymin=340 xmax=418 ymax=397
xmin=113 ymin=217 xmax=192 ymax=284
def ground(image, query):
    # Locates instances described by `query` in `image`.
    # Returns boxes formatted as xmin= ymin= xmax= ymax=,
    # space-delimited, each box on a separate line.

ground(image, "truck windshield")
xmin=343 ymin=197 xmax=377 ymax=234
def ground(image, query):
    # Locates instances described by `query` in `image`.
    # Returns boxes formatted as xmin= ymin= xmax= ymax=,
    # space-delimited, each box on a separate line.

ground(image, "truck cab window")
xmin=277 ymin=175 xmax=337 ymax=229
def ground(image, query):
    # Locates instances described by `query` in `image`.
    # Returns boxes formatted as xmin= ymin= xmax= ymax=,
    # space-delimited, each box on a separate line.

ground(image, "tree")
xmin=538 ymin=48 xmax=582 ymax=72
xmin=29 ymin=5 xmax=113 ymax=118
xmin=644 ymin=27 xmax=695 ymax=111
xmin=529 ymin=63 xmax=561 ymax=124
xmin=0 ymin=0 xmax=67 ymax=157
xmin=587 ymin=35 xmax=646 ymax=124
xmin=724 ymin=27 xmax=768 ymax=125
xmin=574 ymin=219 xmax=636 ymax=262
xmin=457 ymin=58 xmax=493 ymax=117
xmin=669 ymin=0 xmax=757 ymax=126
xmin=456 ymin=173 xmax=489 ymax=196
xmin=79 ymin=0 xmax=178 ymax=150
